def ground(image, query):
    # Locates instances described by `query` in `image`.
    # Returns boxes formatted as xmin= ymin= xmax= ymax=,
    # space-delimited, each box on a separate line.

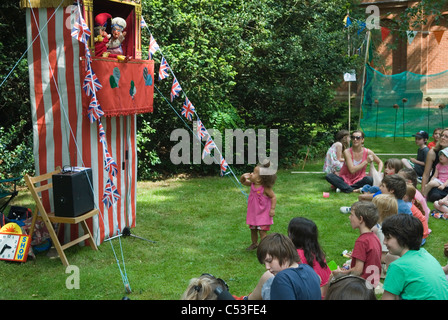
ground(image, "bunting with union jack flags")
xmin=70 ymin=3 xmax=122 ymax=208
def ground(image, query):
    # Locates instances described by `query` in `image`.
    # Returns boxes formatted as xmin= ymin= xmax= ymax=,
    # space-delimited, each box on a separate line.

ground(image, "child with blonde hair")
xmin=372 ymin=194 xmax=398 ymax=275
xmin=240 ymin=160 xmax=277 ymax=250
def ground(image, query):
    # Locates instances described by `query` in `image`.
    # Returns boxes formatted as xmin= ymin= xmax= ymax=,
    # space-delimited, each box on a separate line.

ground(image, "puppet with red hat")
xmin=94 ymin=13 xmax=112 ymax=57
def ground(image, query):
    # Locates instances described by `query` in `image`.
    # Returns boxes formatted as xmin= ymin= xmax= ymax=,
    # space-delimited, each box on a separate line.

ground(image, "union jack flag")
xmin=149 ymin=35 xmax=160 ymax=59
xmin=140 ymin=17 xmax=147 ymax=28
xmin=170 ymin=77 xmax=182 ymax=102
xmin=71 ymin=17 xmax=91 ymax=45
xmin=104 ymin=148 xmax=119 ymax=177
xmin=83 ymin=69 xmax=102 ymax=96
xmin=87 ymin=94 xmax=104 ymax=123
xmin=181 ymin=97 xmax=195 ymax=121
xmin=98 ymin=120 xmax=106 ymax=144
xmin=84 ymin=47 xmax=92 ymax=70
xmin=220 ymin=155 xmax=229 ymax=176
xmin=202 ymin=136 xmax=216 ymax=159
xmin=102 ymin=177 xmax=120 ymax=208
xmin=196 ymin=120 xmax=209 ymax=139
xmin=159 ymin=57 xmax=169 ymax=80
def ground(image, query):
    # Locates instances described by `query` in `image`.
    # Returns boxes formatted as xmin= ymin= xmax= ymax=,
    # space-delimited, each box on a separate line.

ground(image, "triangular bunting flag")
xmin=181 ymin=97 xmax=195 ymax=121
xmin=170 ymin=77 xmax=182 ymax=102
xmin=343 ymin=15 xmax=352 ymax=28
xmin=140 ymin=17 xmax=147 ymax=28
xmin=407 ymin=30 xmax=417 ymax=45
xmin=202 ymin=136 xmax=216 ymax=159
xmin=220 ymin=155 xmax=229 ymax=176
xmin=149 ymin=35 xmax=160 ymax=59
xmin=381 ymin=27 xmax=390 ymax=42
xmin=433 ymin=30 xmax=445 ymax=44
xmin=196 ymin=120 xmax=209 ymax=139
xmin=159 ymin=57 xmax=170 ymax=80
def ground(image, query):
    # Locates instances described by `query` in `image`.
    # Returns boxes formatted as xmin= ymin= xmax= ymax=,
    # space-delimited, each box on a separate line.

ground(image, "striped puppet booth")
xmin=20 ymin=0 xmax=154 ymax=245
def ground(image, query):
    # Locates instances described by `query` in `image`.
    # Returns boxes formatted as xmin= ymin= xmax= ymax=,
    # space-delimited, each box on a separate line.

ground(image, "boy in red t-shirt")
xmin=333 ymin=201 xmax=382 ymax=288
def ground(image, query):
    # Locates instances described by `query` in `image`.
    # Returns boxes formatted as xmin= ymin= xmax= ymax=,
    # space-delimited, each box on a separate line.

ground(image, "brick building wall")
xmin=338 ymin=1 xmax=448 ymax=107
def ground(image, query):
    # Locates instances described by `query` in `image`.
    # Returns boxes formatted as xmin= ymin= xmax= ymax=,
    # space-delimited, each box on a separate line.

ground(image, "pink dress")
xmin=338 ymin=147 xmax=369 ymax=185
xmin=246 ymin=184 xmax=273 ymax=228
xmin=436 ymin=163 xmax=448 ymax=183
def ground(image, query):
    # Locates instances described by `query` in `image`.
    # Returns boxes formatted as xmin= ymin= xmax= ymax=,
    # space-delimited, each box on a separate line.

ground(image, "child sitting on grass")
xmin=333 ymin=201 xmax=382 ymax=289
xmin=398 ymin=168 xmax=430 ymax=221
xmin=381 ymin=214 xmax=448 ymax=300
xmin=356 ymin=158 xmax=403 ymax=201
xmin=403 ymin=184 xmax=429 ymax=245
xmin=401 ymin=130 xmax=429 ymax=179
xmin=379 ymin=174 xmax=412 ymax=215
xmin=371 ymin=194 xmax=398 ymax=276
xmin=422 ymin=147 xmax=448 ymax=198
xmin=288 ymin=217 xmax=332 ymax=298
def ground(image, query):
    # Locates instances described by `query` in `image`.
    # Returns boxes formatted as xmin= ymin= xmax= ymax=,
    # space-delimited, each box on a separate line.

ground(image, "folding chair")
xmin=24 ymin=167 xmax=98 ymax=266
xmin=0 ymin=176 xmax=22 ymax=213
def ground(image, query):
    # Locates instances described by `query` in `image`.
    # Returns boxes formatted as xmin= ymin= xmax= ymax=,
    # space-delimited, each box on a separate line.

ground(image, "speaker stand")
xmin=105 ymin=226 xmax=156 ymax=243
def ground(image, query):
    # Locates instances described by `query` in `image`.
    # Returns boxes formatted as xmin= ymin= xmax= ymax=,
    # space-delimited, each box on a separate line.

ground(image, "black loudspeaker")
xmin=52 ymin=168 xmax=94 ymax=217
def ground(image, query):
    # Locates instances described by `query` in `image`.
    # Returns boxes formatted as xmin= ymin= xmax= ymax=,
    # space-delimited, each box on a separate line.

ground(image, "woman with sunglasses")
xmin=325 ymin=130 xmax=383 ymax=193
xmin=421 ymin=128 xmax=448 ymax=202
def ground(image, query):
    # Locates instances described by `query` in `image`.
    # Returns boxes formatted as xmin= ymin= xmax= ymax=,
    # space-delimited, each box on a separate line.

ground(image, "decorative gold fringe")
xmin=20 ymin=0 xmax=142 ymax=9
xmin=20 ymin=0 xmax=74 ymax=9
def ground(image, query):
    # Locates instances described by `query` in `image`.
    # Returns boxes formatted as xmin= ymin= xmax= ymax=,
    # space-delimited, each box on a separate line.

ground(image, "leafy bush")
xmin=0 ymin=120 xmax=34 ymax=181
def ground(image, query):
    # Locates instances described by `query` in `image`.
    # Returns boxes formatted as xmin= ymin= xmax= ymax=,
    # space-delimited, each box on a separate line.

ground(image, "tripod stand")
xmin=105 ymin=226 xmax=156 ymax=243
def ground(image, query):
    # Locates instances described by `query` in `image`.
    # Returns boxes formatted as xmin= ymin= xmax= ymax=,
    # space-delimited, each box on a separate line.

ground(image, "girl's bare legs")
xmin=247 ymin=229 xmax=259 ymax=250
xmin=259 ymin=230 xmax=267 ymax=242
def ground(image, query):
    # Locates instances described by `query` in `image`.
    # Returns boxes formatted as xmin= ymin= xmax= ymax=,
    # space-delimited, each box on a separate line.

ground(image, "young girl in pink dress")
xmin=240 ymin=161 xmax=277 ymax=251
xmin=422 ymin=148 xmax=448 ymax=197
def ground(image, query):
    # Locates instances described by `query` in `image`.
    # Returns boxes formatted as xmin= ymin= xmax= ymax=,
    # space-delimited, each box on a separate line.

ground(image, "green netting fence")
xmin=360 ymin=64 xmax=448 ymax=138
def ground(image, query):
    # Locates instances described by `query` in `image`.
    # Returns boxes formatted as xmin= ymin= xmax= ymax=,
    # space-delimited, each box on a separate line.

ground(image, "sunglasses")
xmin=201 ymin=273 xmax=229 ymax=291
xmin=351 ymin=135 xmax=362 ymax=140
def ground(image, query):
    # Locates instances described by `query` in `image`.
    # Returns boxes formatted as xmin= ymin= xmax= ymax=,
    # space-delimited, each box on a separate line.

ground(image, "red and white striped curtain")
xmin=26 ymin=6 xmax=137 ymax=245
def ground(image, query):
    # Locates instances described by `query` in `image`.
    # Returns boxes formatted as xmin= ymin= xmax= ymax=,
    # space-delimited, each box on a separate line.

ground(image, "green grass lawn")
xmin=1 ymin=137 xmax=447 ymax=300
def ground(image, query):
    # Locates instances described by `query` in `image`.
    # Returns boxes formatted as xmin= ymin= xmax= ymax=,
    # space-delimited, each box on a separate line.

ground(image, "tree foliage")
xmin=1 ymin=0 xmax=389 ymax=179
xmin=139 ymin=0 xmax=356 ymax=177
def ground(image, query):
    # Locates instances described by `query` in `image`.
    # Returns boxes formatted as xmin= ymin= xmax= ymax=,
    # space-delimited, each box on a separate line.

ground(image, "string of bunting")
xmin=71 ymin=3 xmax=120 ymax=209
xmin=141 ymin=17 xmax=246 ymax=198
xmin=344 ymin=14 xmax=447 ymax=45
xmin=70 ymin=1 xmax=130 ymax=292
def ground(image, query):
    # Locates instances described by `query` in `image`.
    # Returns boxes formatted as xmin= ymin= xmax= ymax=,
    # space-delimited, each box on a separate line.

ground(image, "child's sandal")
xmin=246 ymin=243 xmax=258 ymax=251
